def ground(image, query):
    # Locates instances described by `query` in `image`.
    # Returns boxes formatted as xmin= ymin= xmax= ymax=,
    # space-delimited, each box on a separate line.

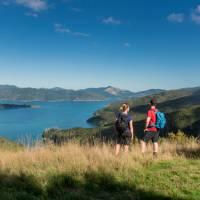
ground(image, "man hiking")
xmin=115 ymin=103 xmax=134 ymax=156
xmin=141 ymin=98 xmax=161 ymax=157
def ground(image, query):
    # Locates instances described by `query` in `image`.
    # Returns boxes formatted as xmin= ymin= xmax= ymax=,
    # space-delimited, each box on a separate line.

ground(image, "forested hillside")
xmin=43 ymin=86 xmax=200 ymax=144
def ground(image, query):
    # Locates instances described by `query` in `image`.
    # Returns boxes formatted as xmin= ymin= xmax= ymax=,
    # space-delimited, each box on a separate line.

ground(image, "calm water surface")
xmin=0 ymin=101 xmax=108 ymax=141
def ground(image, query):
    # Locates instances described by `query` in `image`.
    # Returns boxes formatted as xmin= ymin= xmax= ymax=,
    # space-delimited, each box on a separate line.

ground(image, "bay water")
xmin=0 ymin=101 xmax=108 ymax=141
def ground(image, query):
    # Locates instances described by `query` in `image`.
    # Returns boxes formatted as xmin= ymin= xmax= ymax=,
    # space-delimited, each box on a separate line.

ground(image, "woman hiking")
xmin=115 ymin=103 xmax=134 ymax=156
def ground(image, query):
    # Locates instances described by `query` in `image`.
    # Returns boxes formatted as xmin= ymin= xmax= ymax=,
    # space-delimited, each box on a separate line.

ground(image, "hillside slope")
xmin=0 ymin=85 xmax=163 ymax=101
xmin=0 ymin=139 xmax=199 ymax=200
xmin=87 ymin=87 xmax=200 ymax=137
xmin=42 ymin=86 xmax=200 ymax=144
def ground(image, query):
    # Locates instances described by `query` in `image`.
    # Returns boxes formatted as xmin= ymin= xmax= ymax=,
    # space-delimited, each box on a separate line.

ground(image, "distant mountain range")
xmin=0 ymin=85 xmax=164 ymax=101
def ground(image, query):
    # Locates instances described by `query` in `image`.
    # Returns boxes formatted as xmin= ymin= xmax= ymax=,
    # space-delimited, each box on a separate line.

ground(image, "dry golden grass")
xmin=0 ymin=137 xmax=199 ymax=199
xmin=0 ymin=139 xmax=199 ymax=178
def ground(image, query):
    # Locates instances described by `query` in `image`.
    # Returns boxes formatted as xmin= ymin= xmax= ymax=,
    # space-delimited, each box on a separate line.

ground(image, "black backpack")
xmin=115 ymin=113 xmax=129 ymax=136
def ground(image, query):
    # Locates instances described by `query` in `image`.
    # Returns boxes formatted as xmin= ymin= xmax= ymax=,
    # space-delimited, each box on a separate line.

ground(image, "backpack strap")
xmin=117 ymin=112 xmax=122 ymax=120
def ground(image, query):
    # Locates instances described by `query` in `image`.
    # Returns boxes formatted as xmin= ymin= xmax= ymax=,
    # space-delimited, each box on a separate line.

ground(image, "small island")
xmin=0 ymin=104 xmax=33 ymax=110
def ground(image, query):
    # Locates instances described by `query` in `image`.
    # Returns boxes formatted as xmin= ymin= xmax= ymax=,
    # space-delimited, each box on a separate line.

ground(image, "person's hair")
xmin=150 ymin=98 xmax=157 ymax=106
xmin=120 ymin=103 xmax=129 ymax=112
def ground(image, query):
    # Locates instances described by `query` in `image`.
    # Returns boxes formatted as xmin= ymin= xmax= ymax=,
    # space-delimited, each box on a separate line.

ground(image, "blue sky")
xmin=0 ymin=0 xmax=200 ymax=91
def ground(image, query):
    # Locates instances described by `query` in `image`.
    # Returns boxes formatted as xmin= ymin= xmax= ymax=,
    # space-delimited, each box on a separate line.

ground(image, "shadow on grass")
xmin=177 ymin=147 xmax=200 ymax=159
xmin=0 ymin=171 xmax=188 ymax=200
xmin=0 ymin=172 xmax=44 ymax=200
xmin=46 ymin=172 xmax=185 ymax=200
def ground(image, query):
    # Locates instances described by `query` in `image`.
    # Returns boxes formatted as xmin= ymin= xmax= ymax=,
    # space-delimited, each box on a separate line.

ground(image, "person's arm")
xmin=144 ymin=111 xmax=151 ymax=131
xmin=129 ymin=120 xmax=134 ymax=139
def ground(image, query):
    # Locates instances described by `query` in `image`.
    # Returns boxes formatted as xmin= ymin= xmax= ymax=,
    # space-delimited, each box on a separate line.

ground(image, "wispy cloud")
xmin=123 ymin=42 xmax=131 ymax=48
xmin=167 ymin=13 xmax=184 ymax=23
xmin=102 ymin=16 xmax=122 ymax=25
xmin=73 ymin=32 xmax=90 ymax=37
xmin=191 ymin=5 xmax=200 ymax=25
xmin=25 ymin=12 xmax=38 ymax=18
xmin=54 ymin=23 xmax=70 ymax=33
xmin=1 ymin=0 xmax=48 ymax=12
xmin=54 ymin=23 xmax=90 ymax=37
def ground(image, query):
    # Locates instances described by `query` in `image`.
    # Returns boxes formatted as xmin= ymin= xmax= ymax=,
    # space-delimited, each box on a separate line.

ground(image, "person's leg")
xmin=124 ymin=136 xmax=131 ymax=153
xmin=115 ymin=144 xmax=121 ymax=156
xmin=124 ymin=145 xmax=129 ymax=153
xmin=153 ymin=142 xmax=158 ymax=153
xmin=152 ymin=132 xmax=159 ymax=157
xmin=153 ymin=142 xmax=158 ymax=158
xmin=140 ymin=140 xmax=146 ymax=154
xmin=141 ymin=131 xmax=150 ymax=154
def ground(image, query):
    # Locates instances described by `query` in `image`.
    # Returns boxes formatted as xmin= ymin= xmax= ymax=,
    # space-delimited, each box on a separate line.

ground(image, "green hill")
xmin=0 ymin=137 xmax=23 ymax=151
xmin=42 ymin=86 xmax=200 ymax=144
xmin=0 ymin=85 xmax=163 ymax=101
xmin=87 ymin=87 xmax=200 ymax=137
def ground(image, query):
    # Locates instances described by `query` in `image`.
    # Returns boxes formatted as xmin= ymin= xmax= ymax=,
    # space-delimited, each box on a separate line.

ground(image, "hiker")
xmin=115 ymin=103 xmax=134 ymax=156
xmin=140 ymin=98 xmax=165 ymax=157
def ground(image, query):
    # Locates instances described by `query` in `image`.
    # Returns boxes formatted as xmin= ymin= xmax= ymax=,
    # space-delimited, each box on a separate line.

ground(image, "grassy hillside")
xmin=88 ymin=87 xmax=200 ymax=125
xmin=0 ymin=137 xmax=199 ymax=200
xmin=0 ymin=137 xmax=23 ymax=151
xmin=41 ymin=87 xmax=200 ymax=144
xmin=87 ymin=88 xmax=200 ymax=137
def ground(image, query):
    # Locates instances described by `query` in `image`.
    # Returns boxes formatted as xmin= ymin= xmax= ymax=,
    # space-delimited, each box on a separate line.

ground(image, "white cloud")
xmin=54 ymin=23 xmax=90 ymax=37
xmin=102 ymin=16 xmax=122 ymax=25
xmin=17 ymin=0 xmax=48 ymax=11
xmin=196 ymin=5 xmax=200 ymax=13
xmin=191 ymin=5 xmax=200 ymax=25
xmin=25 ymin=12 xmax=38 ymax=17
xmin=167 ymin=13 xmax=184 ymax=23
xmin=1 ymin=0 xmax=48 ymax=12
xmin=73 ymin=32 xmax=90 ymax=37
xmin=54 ymin=23 xmax=71 ymax=33
xmin=124 ymin=42 xmax=131 ymax=47
xmin=191 ymin=13 xmax=200 ymax=24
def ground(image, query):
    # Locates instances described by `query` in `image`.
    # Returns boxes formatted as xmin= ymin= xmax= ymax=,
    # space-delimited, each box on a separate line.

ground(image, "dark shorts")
xmin=142 ymin=131 xmax=159 ymax=143
xmin=116 ymin=134 xmax=131 ymax=145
